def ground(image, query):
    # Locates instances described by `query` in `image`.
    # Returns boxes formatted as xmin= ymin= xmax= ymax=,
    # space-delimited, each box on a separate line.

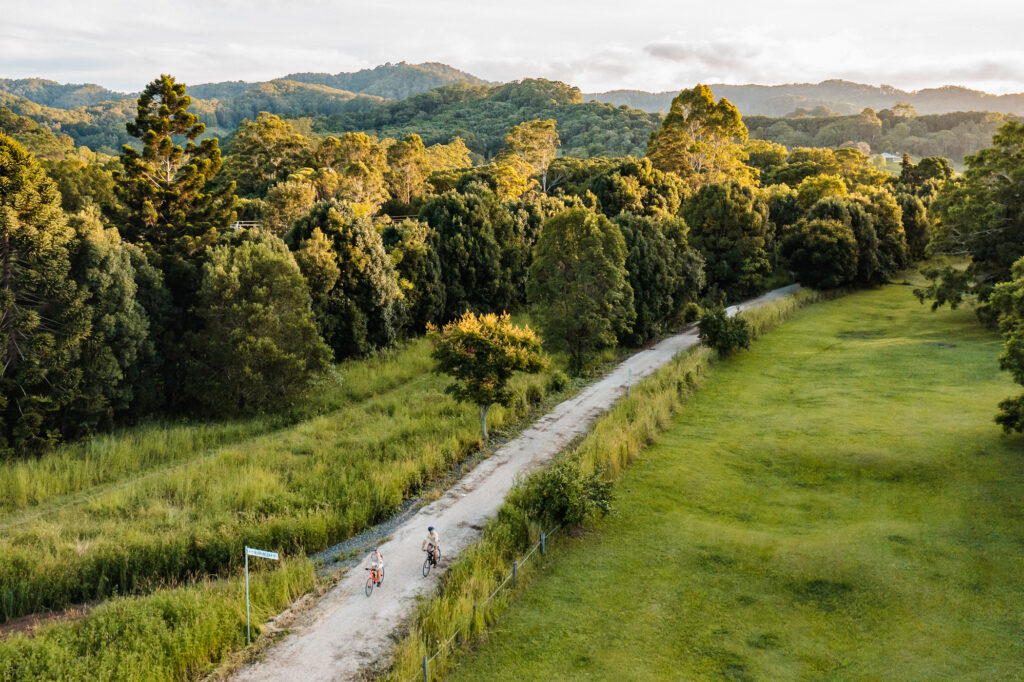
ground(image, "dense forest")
xmin=1 ymin=63 xmax=1023 ymax=457
xmin=314 ymin=79 xmax=661 ymax=159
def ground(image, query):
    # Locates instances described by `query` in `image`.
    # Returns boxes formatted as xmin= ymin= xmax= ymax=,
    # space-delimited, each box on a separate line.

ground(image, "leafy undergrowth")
xmin=448 ymin=286 xmax=1024 ymax=680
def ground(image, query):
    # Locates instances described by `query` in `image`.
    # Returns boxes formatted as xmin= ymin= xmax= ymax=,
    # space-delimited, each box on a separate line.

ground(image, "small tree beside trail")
xmin=428 ymin=311 xmax=547 ymax=440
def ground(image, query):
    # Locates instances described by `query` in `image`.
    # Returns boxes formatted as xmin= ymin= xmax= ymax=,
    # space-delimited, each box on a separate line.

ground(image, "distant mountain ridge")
xmin=0 ymin=63 xmax=489 ymax=152
xmin=0 ymin=62 xmax=490 ymax=109
xmin=586 ymin=80 xmax=1024 ymax=116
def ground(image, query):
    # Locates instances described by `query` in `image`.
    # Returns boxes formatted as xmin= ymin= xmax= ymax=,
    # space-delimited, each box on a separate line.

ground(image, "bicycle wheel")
xmin=422 ymin=554 xmax=432 ymax=577
xmin=378 ymin=566 xmax=385 ymax=585
xmin=365 ymin=575 xmax=374 ymax=597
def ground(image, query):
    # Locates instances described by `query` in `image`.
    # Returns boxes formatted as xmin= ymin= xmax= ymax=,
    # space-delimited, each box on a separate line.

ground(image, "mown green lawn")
xmin=451 ymin=285 xmax=1024 ymax=681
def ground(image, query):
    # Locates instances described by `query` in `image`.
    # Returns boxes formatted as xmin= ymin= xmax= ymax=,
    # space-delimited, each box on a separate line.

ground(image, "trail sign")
xmin=244 ymin=546 xmax=280 ymax=644
xmin=246 ymin=547 xmax=279 ymax=560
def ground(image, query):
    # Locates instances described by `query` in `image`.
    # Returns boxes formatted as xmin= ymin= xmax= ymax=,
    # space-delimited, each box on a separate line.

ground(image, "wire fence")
xmin=404 ymin=525 xmax=561 ymax=682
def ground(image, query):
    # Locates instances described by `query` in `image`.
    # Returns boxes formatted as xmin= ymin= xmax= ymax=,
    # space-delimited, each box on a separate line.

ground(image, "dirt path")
xmin=231 ymin=285 xmax=800 ymax=682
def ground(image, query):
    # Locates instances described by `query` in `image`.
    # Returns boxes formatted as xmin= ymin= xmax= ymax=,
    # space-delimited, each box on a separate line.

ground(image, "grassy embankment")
xmin=448 ymin=286 xmax=1024 ymax=680
xmin=384 ymin=290 xmax=818 ymax=681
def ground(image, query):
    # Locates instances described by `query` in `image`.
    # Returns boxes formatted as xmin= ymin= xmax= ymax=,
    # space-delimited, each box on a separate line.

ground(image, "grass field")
xmin=450 ymin=285 xmax=1024 ymax=680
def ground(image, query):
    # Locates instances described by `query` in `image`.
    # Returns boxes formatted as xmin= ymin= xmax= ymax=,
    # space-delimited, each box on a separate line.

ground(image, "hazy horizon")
xmin=3 ymin=0 xmax=1023 ymax=95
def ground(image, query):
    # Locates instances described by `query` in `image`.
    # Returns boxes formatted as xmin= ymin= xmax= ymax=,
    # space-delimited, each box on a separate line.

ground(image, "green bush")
xmin=546 ymin=369 xmax=570 ymax=393
xmin=698 ymin=306 xmax=752 ymax=357
xmin=682 ymin=302 xmax=702 ymax=323
xmin=522 ymin=458 xmax=613 ymax=527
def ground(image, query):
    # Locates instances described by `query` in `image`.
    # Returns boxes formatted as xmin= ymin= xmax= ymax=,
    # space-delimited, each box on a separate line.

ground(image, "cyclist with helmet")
xmin=421 ymin=526 xmax=440 ymax=564
xmin=367 ymin=547 xmax=384 ymax=585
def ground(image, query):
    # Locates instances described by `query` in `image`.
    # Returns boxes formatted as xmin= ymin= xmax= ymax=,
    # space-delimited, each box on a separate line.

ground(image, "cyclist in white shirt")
xmin=367 ymin=547 xmax=384 ymax=585
xmin=421 ymin=526 xmax=440 ymax=564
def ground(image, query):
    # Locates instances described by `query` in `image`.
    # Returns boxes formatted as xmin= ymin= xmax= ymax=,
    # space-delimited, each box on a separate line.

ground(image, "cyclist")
xmin=421 ymin=526 xmax=440 ymax=564
xmin=367 ymin=547 xmax=384 ymax=585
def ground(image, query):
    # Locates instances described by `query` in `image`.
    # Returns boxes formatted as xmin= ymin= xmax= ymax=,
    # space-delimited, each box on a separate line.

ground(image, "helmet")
xmin=371 ymin=547 xmax=377 ymax=551
xmin=428 ymin=526 xmax=434 ymax=531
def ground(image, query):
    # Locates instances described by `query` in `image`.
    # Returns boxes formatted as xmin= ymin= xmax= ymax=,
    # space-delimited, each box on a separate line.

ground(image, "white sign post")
xmin=244 ymin=546 xmax=279 ymax=644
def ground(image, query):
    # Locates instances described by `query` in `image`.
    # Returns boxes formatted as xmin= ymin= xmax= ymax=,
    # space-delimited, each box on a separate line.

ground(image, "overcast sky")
xmin=3 ymin=0 xmax=1023 ymax=94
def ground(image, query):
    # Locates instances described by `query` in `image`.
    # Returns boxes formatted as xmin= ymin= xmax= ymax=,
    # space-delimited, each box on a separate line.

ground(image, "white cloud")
xmin=0 ymin=0 xmax=1022 ymax=94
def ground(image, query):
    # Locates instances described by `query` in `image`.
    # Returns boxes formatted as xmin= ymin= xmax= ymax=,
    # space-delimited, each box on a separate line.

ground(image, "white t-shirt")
xmin=427 ymin=531 xmax=439 ymax=546
xmin=370 ymin=551 xmax=383 ymax=566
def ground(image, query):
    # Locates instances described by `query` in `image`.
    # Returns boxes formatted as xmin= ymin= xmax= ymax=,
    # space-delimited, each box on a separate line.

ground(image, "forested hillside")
xmin=316 ymin=79 xmax=661 ymax=158
xmin=3 ymin=65 xmax=1021 ymax=164
xmin=0 ymin=77 xmax=127 ymax=108
xmin=588 ymin=80 xmax=1024 ymax=116
xmin=0 ymin=62 xmax=490 ymax=153
xmin=746 ymin=108 xmax=1017 ymax=164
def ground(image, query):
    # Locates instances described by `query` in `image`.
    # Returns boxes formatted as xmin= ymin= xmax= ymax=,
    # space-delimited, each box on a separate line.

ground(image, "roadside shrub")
xmin=525 ymin=383 xmax=544 ymax=405
xmin=522 ymin=458 xmax=613 ymax=527
xmin=546 ymin=369 xmax=570 ymax=393
xmin=683 ymin=302 xmax=702 ymax=323
xmin=698 ymin=306 xmax=752 ymax=357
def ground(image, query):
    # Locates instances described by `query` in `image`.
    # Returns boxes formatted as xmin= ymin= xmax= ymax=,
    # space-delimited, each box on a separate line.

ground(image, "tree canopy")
xmin=528 ymin=207 xmax=634 ymax=372
xmin=682 ymin=181 xmax=772 ymax=301
xmin=428 ymin=311 xmax=546 ymax=439
xmin=646 ymin=85 xmax=752 ymax=191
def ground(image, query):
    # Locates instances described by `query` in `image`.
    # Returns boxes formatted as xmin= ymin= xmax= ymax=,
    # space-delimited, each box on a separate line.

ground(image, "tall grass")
xmin=0 ymin=560 xmax=313 ymax=681
xmin=0 ymin=336 xmax=567 ymax=622
xmin=0 ymin=337 xmax=436 ymax=515
xmin=382 ymin=290 xmax=820 ymax=681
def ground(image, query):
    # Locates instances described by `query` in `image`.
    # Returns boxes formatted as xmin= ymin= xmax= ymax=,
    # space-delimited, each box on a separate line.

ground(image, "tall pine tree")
xmin=0 ymin=134 xmax=89 ymax=454
xmin=111 ymin=75 xmax=236 ymax=409
xmin=114 ymin=74 xmax=235 ymax=253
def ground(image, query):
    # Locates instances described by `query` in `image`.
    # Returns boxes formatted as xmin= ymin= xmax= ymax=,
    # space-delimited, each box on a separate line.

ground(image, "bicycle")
xmin=422 ymin=545 xmax=441 ymax=577
xmin=365 ymin=565 xmax=384 ymax=596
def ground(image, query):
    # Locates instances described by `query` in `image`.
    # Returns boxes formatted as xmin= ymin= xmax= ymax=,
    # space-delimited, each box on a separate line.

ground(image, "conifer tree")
xmin=0 ymin=134 xmax=89 ymax=453
xmin=112 ymin=75 xmax=236 ymax=408
xmin=114 ymin=74 xmax=236 ymax=253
